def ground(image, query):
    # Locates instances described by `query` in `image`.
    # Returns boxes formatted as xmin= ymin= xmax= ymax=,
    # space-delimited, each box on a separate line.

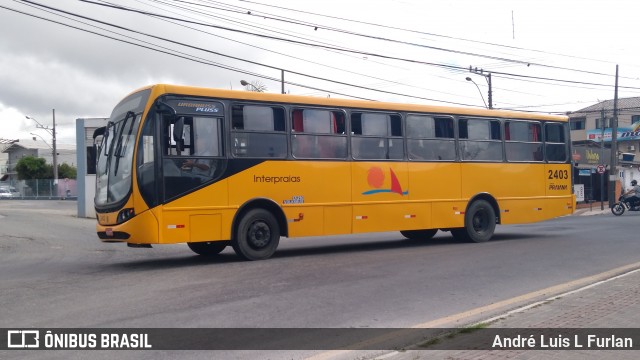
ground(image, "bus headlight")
xmin=117 ymin=208 xmax=135 ymax=224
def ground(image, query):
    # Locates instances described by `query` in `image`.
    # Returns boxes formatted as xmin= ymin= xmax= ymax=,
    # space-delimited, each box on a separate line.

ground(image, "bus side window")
xmin=505 ymin=121 xmax=543 ymax=162
xmin=231 ymin=104 xmax=287 ymax=158
xmin=406 ymin=114 xmax=455 ymax=161
xmin=352 ymin=112 xmax=403 ymax=160
xmin=545 ymin=123 xmax=568 ymax=162
xmin=459 ymin=118 xmax=503 ymax=161
xmin=291 ymin=108 xmax=347 ymax=159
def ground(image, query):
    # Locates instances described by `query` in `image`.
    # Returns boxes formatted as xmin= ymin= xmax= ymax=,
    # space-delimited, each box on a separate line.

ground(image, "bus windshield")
xmin=95 ymin=89 xmax=150 ymax=208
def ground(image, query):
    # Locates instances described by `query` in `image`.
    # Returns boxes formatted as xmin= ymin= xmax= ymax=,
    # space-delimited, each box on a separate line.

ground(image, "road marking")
xmin=305 ymin=261 xmax=640 ymax=360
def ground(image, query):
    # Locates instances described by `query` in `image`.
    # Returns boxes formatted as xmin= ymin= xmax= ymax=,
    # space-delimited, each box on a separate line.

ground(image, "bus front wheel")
xmin=400 ymin=229 xmax=438 ymax=240
xmin=451 ymin=200 xmax=496 ymax=243
xmin=232 ymin=208 xmax=280 ymax=261
xmin=187 ymin=241 xmax=228 ymax=256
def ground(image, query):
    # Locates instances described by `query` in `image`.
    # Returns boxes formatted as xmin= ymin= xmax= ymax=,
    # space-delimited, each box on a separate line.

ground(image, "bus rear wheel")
xmin=451 ymin=199 xmax=496 ymax=243
xmin=187 ymin=241 xmax=228 ymax=256
xmin=232 ymin=208 xmax=280 ymax=261
xmin=400 ymin=229 xmax=438 ymax=240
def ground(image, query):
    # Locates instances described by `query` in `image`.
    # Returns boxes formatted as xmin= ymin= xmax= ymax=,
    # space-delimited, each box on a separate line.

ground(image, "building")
xmin=569 ymin=97 xmax=640 ymax=202
xmin=1 ymin=138 xmax=77 ymax=196
xmin=0 ymin=139 xmax=15 ymax=181
xmin=76 ymin=117 xmax=109 ymax=217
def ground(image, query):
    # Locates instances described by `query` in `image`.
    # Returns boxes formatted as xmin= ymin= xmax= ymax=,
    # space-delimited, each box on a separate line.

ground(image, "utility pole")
xmin=468 ymin=66 xmax=493 ymax=109
xmin=608 ymin=65 xmax=619 ymax=208
xmin=52 ymin=109 xmax=58 ymax=183
xmin=281 ymin=69 xmax=285 ymax=94
xmin=600 ymin=108 xmax=605 ymax=210
xmin=25 ymin=110 xmax=58 ymax=183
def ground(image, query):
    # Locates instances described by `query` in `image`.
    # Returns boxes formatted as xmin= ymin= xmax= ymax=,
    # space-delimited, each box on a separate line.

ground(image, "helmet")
xmin=633 ymin=180 xmax=638 ymax=186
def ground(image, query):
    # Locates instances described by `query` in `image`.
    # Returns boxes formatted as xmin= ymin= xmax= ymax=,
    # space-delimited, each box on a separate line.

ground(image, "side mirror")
xmin=93 ymin=126 xmax=106 ymax=139
xmin=173 ymin=117 xmax=185 ymax=153
xmin=93 ymin=125 xmax=109 ymax=156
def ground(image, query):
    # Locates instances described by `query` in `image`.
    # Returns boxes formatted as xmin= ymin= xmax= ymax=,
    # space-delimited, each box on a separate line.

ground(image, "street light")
xmin=467 ymin=67 xmax=493 ymax=109
xmin=30 ymin=133 xmax=53 ymax=150
xmin=240 ymin=80 xmax=260 ymax=92
xmin=25 ymin=110 xmax=58 ymax=182
xmin=465 ymin=77 xmax=488 ymax=109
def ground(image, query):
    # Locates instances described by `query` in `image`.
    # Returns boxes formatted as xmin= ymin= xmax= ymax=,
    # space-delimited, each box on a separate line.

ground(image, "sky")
xmin=2 ymin=0 xmax=640 ymax=146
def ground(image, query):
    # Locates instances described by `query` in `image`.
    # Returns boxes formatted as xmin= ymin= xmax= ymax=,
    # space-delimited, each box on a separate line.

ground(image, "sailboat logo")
xmin=362 ymin=166 xmax=408 ymax=196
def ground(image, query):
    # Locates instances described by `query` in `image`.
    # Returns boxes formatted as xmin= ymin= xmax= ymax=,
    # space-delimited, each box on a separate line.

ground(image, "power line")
xmin=129 ymin=0 xmax=464 ymax=99
xmin=182 ymin=0 xmax=631 ymax=79
xmin=8 ymin=0 xmax=635 ymax=113
xmin=235 ymin=0 xmax=637 ymax=73
xmin=73 ymin=0 xmax=640 ymax=92
xmin=6 ymin=2 xmax=470 ymax=105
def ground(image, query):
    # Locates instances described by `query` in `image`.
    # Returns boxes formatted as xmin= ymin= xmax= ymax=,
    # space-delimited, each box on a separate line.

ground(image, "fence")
xmin=0 ymin=179 xmax=78 ymax=200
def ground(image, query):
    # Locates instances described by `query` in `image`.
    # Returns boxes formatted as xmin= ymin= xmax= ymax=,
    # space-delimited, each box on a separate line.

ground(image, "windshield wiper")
xmin=99 ymin=121 xmax=116 ymax=176
xmin=113 ymin=111 xmax=136 ymax=176
xmin=102 ymin=121 xmax=114 ymax=156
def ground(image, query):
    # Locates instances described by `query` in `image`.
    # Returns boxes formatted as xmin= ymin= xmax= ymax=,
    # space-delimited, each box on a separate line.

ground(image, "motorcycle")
xmin=611 ymin=195 xmax=640 ymax=216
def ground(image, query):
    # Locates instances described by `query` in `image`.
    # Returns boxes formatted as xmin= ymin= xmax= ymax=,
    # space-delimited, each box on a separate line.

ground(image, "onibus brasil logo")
xmin=362 ymin=166 xmax=408 ymax=196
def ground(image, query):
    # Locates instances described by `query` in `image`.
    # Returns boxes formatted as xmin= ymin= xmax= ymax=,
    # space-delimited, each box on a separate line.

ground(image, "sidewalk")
xmin=376 ymin=269 xmax=640 ymax=360
xmin=573 ymin=202 xmax=611 ymax=216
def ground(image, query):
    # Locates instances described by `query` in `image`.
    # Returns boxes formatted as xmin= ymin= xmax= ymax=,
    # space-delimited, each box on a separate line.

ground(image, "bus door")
xmin=157 ymin=99 xmax=228 ymax=244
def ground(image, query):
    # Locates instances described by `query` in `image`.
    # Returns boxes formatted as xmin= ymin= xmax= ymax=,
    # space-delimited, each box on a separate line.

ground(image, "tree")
xmin=15 ymin=156 xmax=49 ymax=180
xmin=14 ymin=156 xmax=77 ymax=180
xmin=58 ymin=163 xmax=77 ymax=179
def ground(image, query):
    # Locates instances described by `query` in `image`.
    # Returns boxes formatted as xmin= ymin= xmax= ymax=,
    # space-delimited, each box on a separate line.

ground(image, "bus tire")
xmin=187 ymin=241 xmax=227 ymax=256
xmin=451 ymin=199 xmax=496 ymax=243
xmin=232 ymin=208 xmax=280 ymax=261
xmin=400 ymin=229 xmax=437 ymax=240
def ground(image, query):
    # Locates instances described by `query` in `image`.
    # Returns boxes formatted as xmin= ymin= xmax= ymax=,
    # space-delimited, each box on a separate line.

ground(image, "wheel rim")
xmin=472 ymin=208 xmax=490 ymax=233
xmin=247 ymin=220 xmax=271 ymax=249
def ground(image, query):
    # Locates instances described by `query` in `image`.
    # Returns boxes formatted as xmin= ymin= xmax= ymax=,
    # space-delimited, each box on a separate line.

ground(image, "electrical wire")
xmin=179 ymin=0 xmax=632 ymax=79
xmin=7 ymin=0 xmax=637 ymax=112
xmin=72 ymin=0 xmax=640 ymax=92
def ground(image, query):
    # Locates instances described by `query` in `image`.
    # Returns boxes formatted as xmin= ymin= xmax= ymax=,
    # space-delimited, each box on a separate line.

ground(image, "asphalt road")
xmin=2 ymin=200 xmax=640 ymax=359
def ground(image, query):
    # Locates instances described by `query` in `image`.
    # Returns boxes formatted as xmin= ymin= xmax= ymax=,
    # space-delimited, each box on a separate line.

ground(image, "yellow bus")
xmin=94 ymin=84 xmax=574 ymax=260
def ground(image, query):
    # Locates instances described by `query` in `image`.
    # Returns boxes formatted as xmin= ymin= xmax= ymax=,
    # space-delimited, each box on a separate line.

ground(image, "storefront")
xmin=572 ymin=141 xmax=611 ymax=203
xmin=572 ymin=141 xmax=640 ymax=203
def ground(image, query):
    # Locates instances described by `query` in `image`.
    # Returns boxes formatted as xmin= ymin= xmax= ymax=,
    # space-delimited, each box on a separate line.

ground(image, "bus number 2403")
xmin=548 ymin=169 xmax=569 ymax=180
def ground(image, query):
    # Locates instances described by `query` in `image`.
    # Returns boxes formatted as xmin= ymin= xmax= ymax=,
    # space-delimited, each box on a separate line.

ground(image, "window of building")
xmin=458 ymin=118 xmax=503 ymax=161
xmin=595 ymin=118 xmax=611 ymax=129
xmin=231 ymin=104 xmax=286 ymax=158
xmin=406 ymin=114 xmax=455 ymax=161
xmin=570 ymin=117 xmax=586 ymax=130
xmin=291 ymin=108 xmax=347 ymax=159
xmin=632 ymin=115 xmax=640 ymax=125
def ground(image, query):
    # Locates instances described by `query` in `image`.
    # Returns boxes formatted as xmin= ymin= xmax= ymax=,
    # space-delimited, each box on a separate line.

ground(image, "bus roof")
xmin=142 ymin=83 xmax=568 ymax=122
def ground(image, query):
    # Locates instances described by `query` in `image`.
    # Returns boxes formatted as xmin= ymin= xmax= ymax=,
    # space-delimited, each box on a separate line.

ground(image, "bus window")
xmin=231 ymin=104 xmax=287 ymax=158
xmin=545 ymin=123 xmax=568 ymax=162
xmin=351 ymin=112 xmax=403 ymax=160
xmin=291 ymin=108 xmax=347 ymax=159
xmin=459 ymin=118 xmax=503 ymax=161
xmin=505 ymin=121 xmax=543 ymax=162
xmin=406 ymin=114 xmax=455 ymax=161
xmin=162 ymin=115 xmax=224 ymax=200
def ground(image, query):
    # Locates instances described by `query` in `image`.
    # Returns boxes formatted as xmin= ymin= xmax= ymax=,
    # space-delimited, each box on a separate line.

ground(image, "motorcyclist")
xmin=622 ymin=180 xmax=640 ymax=208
